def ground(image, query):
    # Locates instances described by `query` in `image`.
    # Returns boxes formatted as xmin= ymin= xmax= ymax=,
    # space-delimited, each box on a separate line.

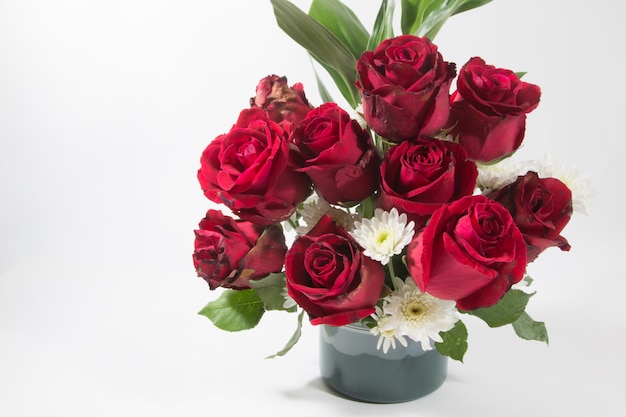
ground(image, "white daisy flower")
xmin=476 ymin=159 xmax=521 ymax=194
xmin=369 ymin=306 xmax=408 ymax=354
xmin=295 ymin=195 xmax=358 ymax=235
xmin=382 ymin=277 xmax=458 ymax=351
xmin=350 ymin=208 xmax=415 ymax=265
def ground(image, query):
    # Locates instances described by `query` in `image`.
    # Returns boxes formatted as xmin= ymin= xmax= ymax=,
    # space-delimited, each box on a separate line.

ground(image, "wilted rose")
xmin=193 ymin=209 xmax=287 ymax=290
xmin=250 ymin=74 xmax=313 ymax=135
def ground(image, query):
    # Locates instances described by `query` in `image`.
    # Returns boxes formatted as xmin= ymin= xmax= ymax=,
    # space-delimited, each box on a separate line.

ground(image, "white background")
xmin=1 ymin=0 xmax=625 ymax=416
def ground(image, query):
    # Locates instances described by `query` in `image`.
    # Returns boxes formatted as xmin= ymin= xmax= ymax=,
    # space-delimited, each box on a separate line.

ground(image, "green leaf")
xmin=515 ymin=71 xmax=527 ymax=79
xmin=267 ymin=310 xmax=305 ymax=358
xmin=198 ymin=289 xmax=265 ymax=331
xmin=308 ymin=0 xmax=369 ymax=59
xmin=435 ymin=319 xmax=468 ymax=362
xmin=466 ymin=289 xmax=534 ymax=328
xmin=310 ymin=58 xmax=335 ymax=103
xmin=400 ymin=0 xmax=493 ymax=39
xmin=367 ymin=0 xmax=395 ymax=51
xmin=249 ymin=272 xmax=295 ymax=312
xmin=270 ymin=0 xmax=359 ymax=107
xmin=512 ymin=312 xmax=549 ymax=344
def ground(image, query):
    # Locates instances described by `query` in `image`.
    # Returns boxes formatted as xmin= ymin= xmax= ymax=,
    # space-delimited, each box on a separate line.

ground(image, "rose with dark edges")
xmin=446 ymin=57 xmax=541 ymax=163
xmin=284 ymin=215 xmax=386 ymax=326
xmin=407 ymin=195 xmax=527 ymax=311
xmin=198 ymin=108 xmax=312 ymax=225
xmin=356 ymin=34 xmax=456 ymax=143
xmin=290 ymin=102 xmax=382 ymax=205
xmin=377 ymin=136 xmax=477 ymax=230
xmin=488 ymin=171 xmax=572 ymax=262
xmin=193 ymin=209 xmax=287 ymax=290
xmin=250 ymin=74 xmax=314 ymax=136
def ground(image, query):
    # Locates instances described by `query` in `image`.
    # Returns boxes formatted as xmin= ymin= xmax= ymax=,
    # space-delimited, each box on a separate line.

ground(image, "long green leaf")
xmin=198 ymin=289 xmax=265 ymax=331
xmin=367 ymin=0 xmax=396 ymax=51
xmin=308 ymin=0 xmax=369 ymax=59
xmin=400 ymin=0 xmax=492 ymax=39
xmin=270 ymin=0 xmax=359 ymax=106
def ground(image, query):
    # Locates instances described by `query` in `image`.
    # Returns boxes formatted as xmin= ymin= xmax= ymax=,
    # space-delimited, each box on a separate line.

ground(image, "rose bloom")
xmin=447 ymin=57 xmax=541 ymax=163
xmin=488 ymin=171 xmax=573 ymax=262
xmin=284 ymin=215 xmax=386 ymax=326
xmin=356 ymin=35 xmax=456 ymax=142
xmin=193 ymin=209 xmax=287 ymax=290
xmin=250 ymin=74 xmax=313 ymax=135
xmin=198 ymin=108 xmax=312 ymax=225
xmin=407 ymin=195 xmax=527 ymax=311
xmin=377 ymin=136 xmax=477 ymax=229
xmin=290 ymin=102 xmax=382 ymax=205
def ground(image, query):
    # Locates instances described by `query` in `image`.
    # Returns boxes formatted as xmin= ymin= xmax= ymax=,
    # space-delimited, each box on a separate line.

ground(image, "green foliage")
xmin=466 ymin=289 xmax=534 ymax=328
xmin=436 ymin=320 xmax=468 ymax=362
xmin=400 ymin=0 xmax=493 ymax=39
xmin=198 ymin=289 xmax=265 ymax=331
xmin=270 ymin=0 xmax=360 ymax=107
xmin=308 ymin=0 xmax=369 ymax=59
xmin=249 ymin=273 xmax=295 ymax=312
xmin=267 ymin=311 xmax=306 ymax=358
xmin=367 ymin=0 xmax=395 ymax=50
xmin=512 ymin=312 xmax=549 ymax=344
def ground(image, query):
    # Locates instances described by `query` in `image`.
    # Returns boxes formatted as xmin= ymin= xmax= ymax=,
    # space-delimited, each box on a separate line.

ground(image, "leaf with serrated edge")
xmin=435 ymin=319 xmax=468 ymax=362
xmin=512 ymin=312 xmax=549 ymax=344
xmin=466 ymin=289 xmax=533 ymax=328
xmin=267 ymin=310 xmax=305 ymax=358
xmin=198 ymin=289 xmax=264 ymax=331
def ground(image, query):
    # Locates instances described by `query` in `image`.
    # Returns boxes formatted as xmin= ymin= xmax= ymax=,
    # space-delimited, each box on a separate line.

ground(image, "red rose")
xmin=198 ymin=108 xmax=312 ymax=225
xmin=250 ymin=74 xmax=313 ymax=135
xmin=447 ymin=57 xmax=541 ymax=163
xmin=407 ymin=195 xmax=527 ymax=311
xmin=377 ymin=137 xmax=477 ymax=229
xmin=284 ymin=215 xmax=386 ymax=326
xmin=356 ymin=35 xmax=456 ymax=142
xmin=193 ymin=209 xmax=287 ymax=290
xmin=290 ymin=102 xmax=382 ymax=205
xmin=488 ymin=171 xmax=573 ymax=262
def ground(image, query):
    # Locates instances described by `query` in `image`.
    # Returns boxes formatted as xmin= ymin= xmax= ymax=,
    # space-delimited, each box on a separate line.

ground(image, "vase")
xmin=319 ymin=323 xmax=448 ymax=403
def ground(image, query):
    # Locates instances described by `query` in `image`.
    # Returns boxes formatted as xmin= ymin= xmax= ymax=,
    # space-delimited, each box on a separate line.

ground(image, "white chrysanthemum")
xmin=281 ymin=287 xmax=297 ymax=310
xmin=382 ymin=277 xmax=459 ymax=351
xmin=350 ymin=208 xmax=415 ymax=265
xmin=519 ymin=154 xmax=596 ymax=215
xmin=295 ymin=196 xmax=358 ymax=234
xmin=476 ymin=159 xmax=521 ymax=193
xmin=369 ymin=306 xmax=408 ymax=354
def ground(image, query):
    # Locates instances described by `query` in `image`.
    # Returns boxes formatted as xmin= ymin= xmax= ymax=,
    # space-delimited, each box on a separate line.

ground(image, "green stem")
xmin=287 ymin=217 xmax=299 ymax=230
xmin=387 ymin=261 xmax=396 ymax=286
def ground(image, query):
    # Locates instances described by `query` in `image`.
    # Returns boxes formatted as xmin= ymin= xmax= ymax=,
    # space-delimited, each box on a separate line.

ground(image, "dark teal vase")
xmin=319 ymin=323 xmax=448 ymax=403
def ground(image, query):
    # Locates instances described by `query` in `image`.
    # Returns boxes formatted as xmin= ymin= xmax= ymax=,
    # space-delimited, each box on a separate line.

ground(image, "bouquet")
xmin=192 ymin=0 xmax=591 ymax=362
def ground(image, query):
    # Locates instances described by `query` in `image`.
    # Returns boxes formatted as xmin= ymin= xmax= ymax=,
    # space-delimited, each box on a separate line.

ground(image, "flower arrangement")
xmin=192 ymin=0 xmax=591 ymax=362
